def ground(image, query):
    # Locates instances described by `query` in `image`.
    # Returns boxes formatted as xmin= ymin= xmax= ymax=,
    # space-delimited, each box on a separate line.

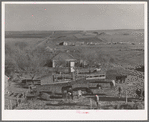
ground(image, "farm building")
xmin=59 ymin=42 xmax=68 ymax=46
xmin=75 ymin=42 xmax=84 ymax=46
xmin=45 ymin=46 xmax=53 ymax=52
xmin=59 ymin=42 xmax=75 ymax=46
xmin=67 ymin=42 xmax=75 ymax=46
xmin=68 ymin=42 xmax=75 ymax=46
xmin=52 ymin=52 xmax=77 ymax=68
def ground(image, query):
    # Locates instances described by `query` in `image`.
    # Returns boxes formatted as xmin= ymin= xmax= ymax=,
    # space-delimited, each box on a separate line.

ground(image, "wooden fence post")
xmin=10 ymin=100 xmax=12 ymax=109
xmin=8 ymin=99 xmax=10 ymax=109
xmin=126 ymin=89 xmax=128 ymax=104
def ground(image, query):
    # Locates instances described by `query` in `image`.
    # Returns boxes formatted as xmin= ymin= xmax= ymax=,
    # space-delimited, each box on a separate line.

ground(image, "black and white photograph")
xmin=2 ymin=1 xmax=148 ymax=120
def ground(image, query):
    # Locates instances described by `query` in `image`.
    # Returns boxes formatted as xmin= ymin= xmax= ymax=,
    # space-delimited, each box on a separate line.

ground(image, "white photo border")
xmin=1 ymin=1 xmax=148 ymax=120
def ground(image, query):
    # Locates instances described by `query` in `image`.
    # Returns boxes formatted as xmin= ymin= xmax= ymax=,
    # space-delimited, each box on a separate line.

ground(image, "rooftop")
xmin=52 ymin=52 xmax=76 ymax=61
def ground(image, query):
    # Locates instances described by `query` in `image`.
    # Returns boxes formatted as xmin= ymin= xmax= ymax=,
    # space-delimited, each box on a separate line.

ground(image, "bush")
xmin=5 ymin=55 xmax=17 ymax=76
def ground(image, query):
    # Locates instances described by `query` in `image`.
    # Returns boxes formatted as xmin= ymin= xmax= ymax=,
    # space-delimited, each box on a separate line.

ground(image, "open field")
xmin=5 ymin=29 xmax=144 ymax=67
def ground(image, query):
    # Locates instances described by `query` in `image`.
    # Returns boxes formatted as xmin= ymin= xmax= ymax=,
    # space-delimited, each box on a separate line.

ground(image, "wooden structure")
xmin=36 ymin=81 xmax=71 ymax=95
xmin=22 ymin=79 xmax=41 ymax=88
xmin=52 ymin=52 xmax=76 ymax=68
xmin=5 ymin=91 xmax=26 ymax=109
xmin=86 ymin=74 xmax=106 ymax=80
xmin=36 ymin=77 xmax=115 ymax=98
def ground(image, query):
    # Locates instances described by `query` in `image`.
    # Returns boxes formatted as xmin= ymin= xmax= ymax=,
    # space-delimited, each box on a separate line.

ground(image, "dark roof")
xmin=52 ymin=52 xmax=76 ymax=61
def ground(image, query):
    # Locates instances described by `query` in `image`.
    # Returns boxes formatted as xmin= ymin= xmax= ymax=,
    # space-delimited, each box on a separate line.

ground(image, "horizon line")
xmin=5 ymin=28 xmax=144 ymax=32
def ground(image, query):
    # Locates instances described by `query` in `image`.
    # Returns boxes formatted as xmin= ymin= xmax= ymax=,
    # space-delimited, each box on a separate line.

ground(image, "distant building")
xmin=52 ymin=52 xmax=76 ymax=68
xmin=67 ymin=42 xmax=75 ymax=46
xmin=89 ymin=42 xmax=95 ymax=45
xmin=59 ymin=42 xmax=68 ymax=46
xmin=75 ymin=42 xmax=84 ymax=46
xmin=45 ymin=46 xmax=53 ymax=52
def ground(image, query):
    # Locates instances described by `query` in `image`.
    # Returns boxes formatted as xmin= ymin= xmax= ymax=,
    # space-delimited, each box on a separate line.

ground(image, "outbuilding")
xmin=52 ymin=52 xmax=76 ymax=68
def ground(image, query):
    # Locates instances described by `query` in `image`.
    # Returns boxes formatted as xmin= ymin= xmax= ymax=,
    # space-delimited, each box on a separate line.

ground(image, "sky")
xmin=5 ymin=3 xmax=144 ymax=31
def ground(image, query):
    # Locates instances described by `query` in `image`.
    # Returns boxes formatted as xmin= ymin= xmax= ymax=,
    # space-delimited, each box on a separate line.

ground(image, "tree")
xmin=12 ymin=47 xmax=50 ymax=80
xmin=5 ymin=55 xmax=17 ymax=76
xmin=5 ymin=44 xmax=18 ymax=76
xmin=54 ymin=60 xmax=66 ymax=73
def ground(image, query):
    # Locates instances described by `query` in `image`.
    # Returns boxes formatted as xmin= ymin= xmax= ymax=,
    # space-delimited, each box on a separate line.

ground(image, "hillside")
xmin=5 ymin=29 xmax=144 ymax=76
